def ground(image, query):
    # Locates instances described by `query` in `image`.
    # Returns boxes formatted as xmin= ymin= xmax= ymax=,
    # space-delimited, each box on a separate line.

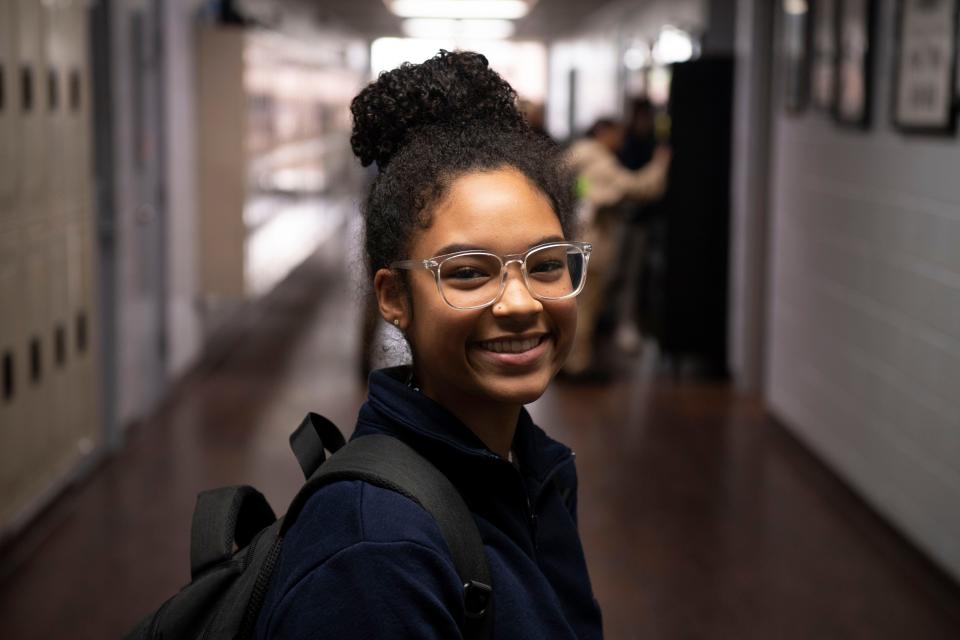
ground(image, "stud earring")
xmin=393 ymin=319 xmax=400 ymax=327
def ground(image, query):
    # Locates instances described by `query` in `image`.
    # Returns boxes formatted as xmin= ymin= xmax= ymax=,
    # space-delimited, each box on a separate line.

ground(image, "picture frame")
xmin=783 ymin=0 xmax=811 ymax=113
xmin=893 ymin=0 xmax=959 ymax=134
xmin=811 ymin=0 xmax=838 ymax=111
xmin=834 ymin=0 xmax=875 ymax=127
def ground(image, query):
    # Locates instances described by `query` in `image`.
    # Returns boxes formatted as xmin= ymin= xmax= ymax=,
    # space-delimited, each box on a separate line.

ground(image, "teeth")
xmin=481 ymin=337 xmax=542 ymax=353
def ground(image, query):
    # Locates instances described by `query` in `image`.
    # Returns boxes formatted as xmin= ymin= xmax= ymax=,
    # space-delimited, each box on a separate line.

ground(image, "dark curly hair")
xmin=350 ymin=50 xmax=576 ymax=279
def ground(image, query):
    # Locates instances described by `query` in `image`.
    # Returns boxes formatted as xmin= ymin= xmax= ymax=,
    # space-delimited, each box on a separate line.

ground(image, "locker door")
xmin=0 ymin=0 xmax=18 ymax=203
xmin=45 ymin=2 xmax=68 ymax=206
xmin=43 ymin=1 xmax=70 ymax=465
xmin=17 ymin=0 xmax=46 ymax=200
xmin=0 ymin=228 xmax=21 ymax=509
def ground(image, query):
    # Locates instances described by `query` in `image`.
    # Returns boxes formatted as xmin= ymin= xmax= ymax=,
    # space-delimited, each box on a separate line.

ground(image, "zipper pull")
xmin=531 ymin=512 xmax=539 ymax=549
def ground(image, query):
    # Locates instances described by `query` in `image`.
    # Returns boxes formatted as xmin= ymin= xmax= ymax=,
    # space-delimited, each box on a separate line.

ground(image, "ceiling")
xmin=285 ymin=0 xmax=627 ymax=41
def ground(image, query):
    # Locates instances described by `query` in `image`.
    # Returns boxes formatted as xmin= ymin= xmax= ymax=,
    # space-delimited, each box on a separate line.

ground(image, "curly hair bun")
xmin=350 ymin=50 xmax=526 ymax=169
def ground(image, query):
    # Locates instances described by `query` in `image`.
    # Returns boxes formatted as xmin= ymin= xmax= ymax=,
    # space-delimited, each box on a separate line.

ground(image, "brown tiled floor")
xmin=1 ymin=236 xmax=959 ymax=639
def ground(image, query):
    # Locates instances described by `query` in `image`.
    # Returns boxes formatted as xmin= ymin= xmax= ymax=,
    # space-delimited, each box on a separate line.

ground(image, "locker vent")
xmin=48 ymin=67 xmax=58 ymax=111
xmin=2 ymin=352 xmax=12 ymax=401
xmin=69 ymin=69 xmax=81 ymax=112
xmin=76 ymin=311 xmax=88 ymax=354
xmin=30 ymin=337 xmax=42 ymax=384
xmin=20 ymin=65 xmax=33 ymax=112
xmin=55 ymin=325 xmax=67 ymax=367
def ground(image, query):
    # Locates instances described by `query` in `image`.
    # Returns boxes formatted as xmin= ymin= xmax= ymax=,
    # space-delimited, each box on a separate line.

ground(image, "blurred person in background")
xmin=619 ymin=98 xmax=657 ymax=170
xmin=564 ymin=117 xmax=671 ymax=378
xmin=256 ymin=51 xmax=603 ymax=639
xmin=610 ymin=98 xmax=660 ymax=354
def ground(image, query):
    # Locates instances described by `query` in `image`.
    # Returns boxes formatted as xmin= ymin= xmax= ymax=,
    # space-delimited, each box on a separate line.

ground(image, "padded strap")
xmin=283 ymin=434 xmax=493 ymax=640
xmin=190 ymin=485 xmax=276 ymax=580
xmin=289 ymin=412 xmax=346 ymax=479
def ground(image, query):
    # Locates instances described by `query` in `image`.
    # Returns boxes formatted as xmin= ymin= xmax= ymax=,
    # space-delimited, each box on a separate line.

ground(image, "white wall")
xmin=766 ymin=0 xmax=960 ymax=580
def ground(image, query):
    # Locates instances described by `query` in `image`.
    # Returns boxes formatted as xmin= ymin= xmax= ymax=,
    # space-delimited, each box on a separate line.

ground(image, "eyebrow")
xmin=434 ymin=235 xmax=566 ymax=256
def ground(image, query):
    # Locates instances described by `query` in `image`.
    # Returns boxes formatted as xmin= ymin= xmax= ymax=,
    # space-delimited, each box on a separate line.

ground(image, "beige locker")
xmin=0 ymin=0 xmax=19 ymax=206
xmin=17 ymin=0 xmax=47 ymax=202
xmin=44 ymin=3 xmax=68 ymax=206
xmin=0 ymin=226 xmax=27 ymax=520
xmin=63 ymin=4 xmax=86 ymax=200
xmin=47 ymin=224 xmax=68 ymax=464
xmin=0 ymin=0 xmax=97 ymax=536
xmin=63 ymin=217 xmax=83 ymax=461
xmin=68 ymin=4 xmax=96 ymax=454
xmin=20 ymin=247 xmax=48 ymax=486
xmin=74 ymin=214 xmax=98 ymax=448
xmin=0 ymin=227 xmax=21 ymax=503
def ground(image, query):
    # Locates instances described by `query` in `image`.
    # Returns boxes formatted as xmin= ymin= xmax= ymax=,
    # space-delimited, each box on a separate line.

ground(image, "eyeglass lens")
xmin=438 ymin=244 xmax=586 ymax=308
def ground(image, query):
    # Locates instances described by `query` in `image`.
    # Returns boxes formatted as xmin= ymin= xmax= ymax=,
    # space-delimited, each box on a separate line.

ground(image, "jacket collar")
xmin=355 ymin=366 xmax=573 ymax=489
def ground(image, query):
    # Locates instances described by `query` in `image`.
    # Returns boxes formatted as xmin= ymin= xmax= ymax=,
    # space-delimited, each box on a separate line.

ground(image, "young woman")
xmin=255 ymin=50 xmax=604 ymax=639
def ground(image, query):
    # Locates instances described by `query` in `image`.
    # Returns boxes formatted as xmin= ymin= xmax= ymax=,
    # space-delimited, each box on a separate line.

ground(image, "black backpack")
xmin=125 ymin=413 xmax=493 ymax=640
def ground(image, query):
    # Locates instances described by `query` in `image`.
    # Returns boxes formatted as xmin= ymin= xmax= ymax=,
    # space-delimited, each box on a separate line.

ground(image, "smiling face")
xmin=377 ymin=167 xmax=578 ymax=412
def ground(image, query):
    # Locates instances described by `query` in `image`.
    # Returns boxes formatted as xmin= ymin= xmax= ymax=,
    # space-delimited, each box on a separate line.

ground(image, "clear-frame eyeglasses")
xmin=390 ymin=241 xmax=592 ymax=310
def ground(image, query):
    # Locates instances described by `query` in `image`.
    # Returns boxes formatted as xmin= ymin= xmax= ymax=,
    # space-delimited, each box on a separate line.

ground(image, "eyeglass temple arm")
xmin=389 ymin=259 xmax=434 ymax=270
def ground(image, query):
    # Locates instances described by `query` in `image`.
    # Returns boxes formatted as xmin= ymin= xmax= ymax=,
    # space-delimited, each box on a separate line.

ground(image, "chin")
xmin=480 ymin=370 xmax=554 ymax=406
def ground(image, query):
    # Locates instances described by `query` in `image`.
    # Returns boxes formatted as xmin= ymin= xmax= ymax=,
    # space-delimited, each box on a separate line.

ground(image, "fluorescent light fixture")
xmin=783 ymin=0 xmax=809 ymax=15
xmin=652 ymin=27 xmax=694 ymax=65
xmin=387 ymin=0 xmax=531 ymax=20
xmin=401 ymin=18 xmax=515 ymax=40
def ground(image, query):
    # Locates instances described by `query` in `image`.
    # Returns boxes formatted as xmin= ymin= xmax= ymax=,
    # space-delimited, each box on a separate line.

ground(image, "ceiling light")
xmin=401 ymin=18 xmax=515 ymax=39
xmin=652 ymin=27 xmax=694 ymax=65
xmin=387 ymin=0 xmax=532 ymax=20
xmin=783 ymin=0 xmax=809 ymax=15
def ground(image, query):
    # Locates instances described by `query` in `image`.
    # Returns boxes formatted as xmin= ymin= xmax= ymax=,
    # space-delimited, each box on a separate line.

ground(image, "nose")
xmin=491 ymin=262 xmax=542 ymax=317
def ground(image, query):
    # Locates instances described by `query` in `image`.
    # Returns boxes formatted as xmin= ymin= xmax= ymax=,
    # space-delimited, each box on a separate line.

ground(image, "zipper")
xmin=459 ymin=446 xmax=576 ymax=561
xmin=486 ymin=452 xmax=545 ymax=559
xmin=236 ymin=531 xmax=283 ymax=639
xmin=533 ymin=452 xmax=576 ymax=509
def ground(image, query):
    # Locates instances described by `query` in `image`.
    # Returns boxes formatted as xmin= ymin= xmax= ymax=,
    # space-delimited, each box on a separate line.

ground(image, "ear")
xmin=373 ymin=268 xmax=409 ymax=330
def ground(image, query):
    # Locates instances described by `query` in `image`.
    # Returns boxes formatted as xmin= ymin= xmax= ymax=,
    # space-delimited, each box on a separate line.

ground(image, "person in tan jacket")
xmin=564 ymin=118 xmax=671 ymax=376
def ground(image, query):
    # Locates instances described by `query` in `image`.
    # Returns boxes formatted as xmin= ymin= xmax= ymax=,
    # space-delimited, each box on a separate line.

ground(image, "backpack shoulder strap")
xmin=288 ymin=412 xmax=346 ymax=479
xmin=283 ymin=434 xmax=493 ymax=640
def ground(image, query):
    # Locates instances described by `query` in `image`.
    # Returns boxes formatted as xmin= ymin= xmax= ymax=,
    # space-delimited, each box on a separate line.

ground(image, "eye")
xmin=529 ymin=259 xmax=564 ymax=275
xmin=439 ymin=254 xmax=500 ymax=285
xmin=448 ymin=266 xmax=490 ymax=280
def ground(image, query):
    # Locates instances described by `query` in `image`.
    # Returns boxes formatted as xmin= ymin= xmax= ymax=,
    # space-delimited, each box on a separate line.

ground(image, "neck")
xmin=415 ymin=377 xmax=520 ymax=459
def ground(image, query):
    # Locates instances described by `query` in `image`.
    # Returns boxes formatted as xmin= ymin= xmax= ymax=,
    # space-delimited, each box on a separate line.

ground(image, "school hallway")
xmin=1 ymin=222 xmax=958 ymax=639
xmin=5 ymin=0 xmax=960 ymax=637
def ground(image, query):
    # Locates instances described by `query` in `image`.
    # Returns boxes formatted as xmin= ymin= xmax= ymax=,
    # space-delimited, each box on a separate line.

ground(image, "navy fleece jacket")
xmin=255 ymin=366 xmax=603 ymax=639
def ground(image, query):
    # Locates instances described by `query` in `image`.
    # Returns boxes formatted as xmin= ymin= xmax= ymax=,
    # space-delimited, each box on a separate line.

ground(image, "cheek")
xmin=548 ymin=301 xmax=578 ymax=346
xmin=409 ymin=286 xmax=476 ymax=357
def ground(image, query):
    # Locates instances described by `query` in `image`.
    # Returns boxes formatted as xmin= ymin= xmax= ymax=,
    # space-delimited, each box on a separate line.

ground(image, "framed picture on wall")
xmin=783 ymin=0 xmax=811 ymax=112
xmin=811 ymin=0 xmax=838 ymax=111
xmin=893 ymin=0 xmax=959 ymax=133
xmin=835 ymin=0 xmax=875 ymax=127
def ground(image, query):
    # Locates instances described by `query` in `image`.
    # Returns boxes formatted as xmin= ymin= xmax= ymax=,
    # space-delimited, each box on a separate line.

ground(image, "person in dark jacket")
xmin=255 ymin=50 xmax=604 ymax=639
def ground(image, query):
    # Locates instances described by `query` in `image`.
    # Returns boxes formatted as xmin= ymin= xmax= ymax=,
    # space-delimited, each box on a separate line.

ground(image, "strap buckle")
xmin=463 ymin=580 xmax=492 ymax=619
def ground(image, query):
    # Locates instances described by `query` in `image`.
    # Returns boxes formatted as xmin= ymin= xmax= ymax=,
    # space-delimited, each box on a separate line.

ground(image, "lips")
xmin=478 ymin=335 xmax=545 ymax=353
xmin=472 ymin=333 xmax=551 ymax=368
